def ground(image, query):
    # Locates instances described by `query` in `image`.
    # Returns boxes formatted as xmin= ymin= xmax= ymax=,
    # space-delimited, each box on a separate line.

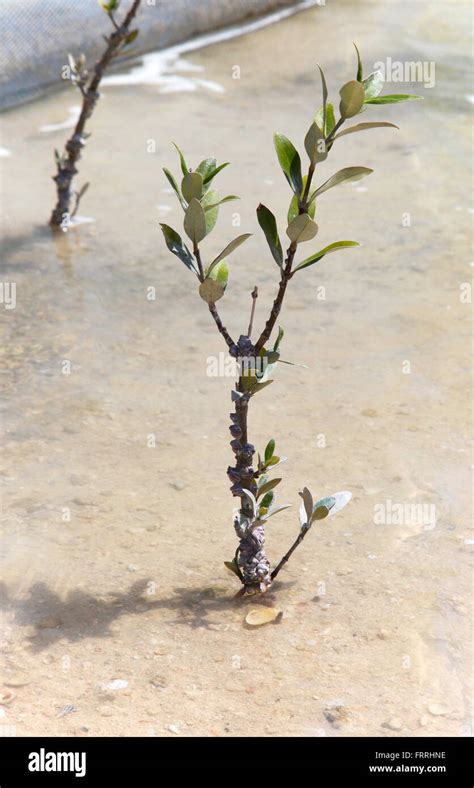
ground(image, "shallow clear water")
xmin=0 ymin=0 xmax=472 ymax=737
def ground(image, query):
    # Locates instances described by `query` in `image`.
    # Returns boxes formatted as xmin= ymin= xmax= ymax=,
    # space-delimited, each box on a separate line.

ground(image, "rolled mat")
xmin=0 ymin=0 xmax=311 ymax=111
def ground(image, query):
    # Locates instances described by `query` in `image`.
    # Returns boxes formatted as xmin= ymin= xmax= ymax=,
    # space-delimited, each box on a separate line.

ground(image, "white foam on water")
xmin=102 ymin=0 xmax=320 ymax=94
xmin=67 ymin=215 xmax=96 ymax=229
xmin=39 ymin=105 xmax=81 ymax=133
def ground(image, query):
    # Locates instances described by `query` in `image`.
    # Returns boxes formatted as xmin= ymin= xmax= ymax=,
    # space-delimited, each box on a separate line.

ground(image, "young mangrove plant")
xmin=159 ymin=46 xmax=421 ymax=595
xmin=49 ymin=0 xmax=142 ymax=231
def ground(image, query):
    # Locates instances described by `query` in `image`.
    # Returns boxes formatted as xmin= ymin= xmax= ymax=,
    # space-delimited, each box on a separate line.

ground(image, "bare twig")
xmin=208 ymin=302 xmax=237 ymax=356
xmin=271 ymin=527 xmax=310 ymax=581
xmin=247 ymin=286 xmax=258 ymax=337
xmin=254 ymin=243 xmax=296 ymax=354
xmin=49 ymin=0 xmax=142 ymax=230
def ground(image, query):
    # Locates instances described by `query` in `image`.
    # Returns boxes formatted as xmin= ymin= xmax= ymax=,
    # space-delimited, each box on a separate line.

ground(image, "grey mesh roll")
xmin=0 ymin=0 xmax=306 ymax=111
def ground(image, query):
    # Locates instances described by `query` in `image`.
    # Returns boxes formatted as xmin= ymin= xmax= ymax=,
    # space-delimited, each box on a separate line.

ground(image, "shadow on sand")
xmin=0 ymin=578 xmax=294 ymax=651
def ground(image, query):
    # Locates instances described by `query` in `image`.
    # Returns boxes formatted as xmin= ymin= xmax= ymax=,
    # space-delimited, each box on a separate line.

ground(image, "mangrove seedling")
xmin=49 ymin=0 xmax=142 ymax=230
xmin=159 ymin=46 xmax=421 ymax=595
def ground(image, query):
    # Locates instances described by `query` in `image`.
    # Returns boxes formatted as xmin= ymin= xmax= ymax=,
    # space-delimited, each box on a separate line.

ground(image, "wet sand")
xmin=0 ymin=0 xmax=472 ymax=737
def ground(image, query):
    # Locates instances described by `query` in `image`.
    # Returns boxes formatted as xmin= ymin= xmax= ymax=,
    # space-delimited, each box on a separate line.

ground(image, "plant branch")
xmin=49 ymin=0 xmax=142 ymax=229
xmin=208 ymin=303 xmax=238 ymax=356
xmin=271 ymin=526 xmax=310 ymax=581
xmin=193 ymin=244 xmax=205 ymax=281
xmin=301 ymin=163 xmax=315 ymax=206
xmin=254 ymin=243 xmax=296 ymax=354
xmin=247 ymin=286 xmax=258 ymax=337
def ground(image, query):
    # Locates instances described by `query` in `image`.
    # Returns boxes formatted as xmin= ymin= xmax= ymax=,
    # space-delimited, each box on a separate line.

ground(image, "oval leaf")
xmin=207 ymin=233 xmax=252 ymax=275
xmin=365 ymin=94 xmax=423 ymax=104
xmin=315 ymin=102 xmax=336 ymax=136
xmin=362 ymin=70 xmax=384 ymax=99
xmin=333 ymin=122 xmax=398 ymax=141
xmin=304 ymin=121 xmax=327 ymax=165
xmin=159 ymin=223 xmax=197 ymax=274
xmin=196 ymin=157 xmax=217 ymax=191
xmin=163 ymin=167 xmax=187 ymax=210
xmin=257 ymin=203 xmax=283 ymax=267
xmin=257 ymin=478 xmax=281 ymax=499
xmin=202 ymin=161 xmax=229 ymax=185
xmin=293 ymin=241 xmax=359 ymax=272
xmin=184 ymin=198 xmax=206 ymax=244
xmin=286 ymin=214 xmax=318 ymax=244
xmin=299 ymin=486 xmax=313 ymax=523
xmin=199 ymin=277 xmax=225 ymax=304
xmin=273 ymin=133 xmax=303 ymax=196
xmin=339 ymin=80 xmax=365 ymax=119
xmin=201 ymin=189 xmax=219 ymax=237
xmin=181 ymin=171 xmax=203 ymax=203
xmin=327 ymin=490 xmax=352 ymax=516
xmin=287 ymin=176 xmax=316 ymax=224
xmin=310 ymin=167 xmax=373 ymax=201
xmin=264 ymin=439 xmax=275 ymax=464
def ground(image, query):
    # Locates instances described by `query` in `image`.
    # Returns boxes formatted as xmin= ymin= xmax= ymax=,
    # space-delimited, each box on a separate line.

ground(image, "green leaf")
xmin=203 ymin=195 xmax=239 ymax=210
xmin=286 ymin=213 xmax=318 ymax=244
xmin=309 ymin=166 xmax=373 ymax=202
xmin=224 ymin=559 xmax=241 ymax=578
xmin=293 ymin=241 xmax=359 ymax=272
xmin=265 ymin=504 xmax=292 ymax=519
xmin=257 ymin=478 xmax=282 ymax=499
xmin=184 ymin=198 xmax=206 ymax=245
xmin=208 ymin=259 xmax=228 ymax=287
xmin=311 ymin=495 xmax=336 ymax=522
xmin=273 ymin=133 xmax=303 ymax=196
xmin=365 ymin=94 xmax=423 ymax=104
xmin=315 ymin=102 xmax=336 ymax=136
xmin=257 ymin=203 xmax=283 ymax=267
xmin=332 ymin=121 xmax=398 ymax=140
xmin=273 ymin=326 xmax=284 ymax=352
xmin=181 ymin=171 xmax=203 ymax=203
xmin=317 ymin=64 xmax=328 ymax=133
xmin=260 ymin=491 xmax=275 ymax=511
xmin=207 ymin=233 xmax=252 ymax=275
xmin=159 ymin=224 xmax=197 ymax=275
xmin=202 ymin=162 xmax=229 ymax=185
xmin=287 ymin=176 xmax=316 ymax=224
xmin=353 ymin=42 xmax=363 ymax=82
xmin=200 ymin=260 xmax=229 ymax=303
xmin=196 ymin=157 xmax=217 ymax=191
xmin=172 ymin=142 xmax=188 ymax=176
xmin=163 ymin=167 xmax=187 ymax=210
xmin=266 ymin=455 xmax=280 ymax=467
xmin=241 ymin=369 xmax=258 ymax=392
xmin=362 ymin=70 xmax=384 ymax=100
xmin=201 ymin=189 xmax=219 ymax=237
xmin=264 ymin=439 xmax=275 ymax=464
xmin=249 ymin=380 xmax=273 ymax=396
xmin=339 ymin=80 xmax=365 ymax=119
xmin=304 ymin=121 xmax=327 ymax=165
xmin=100 ymin=0 xmax=120 ymax=11
xmin=123 ymin=29 xmax=139 ymax=46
